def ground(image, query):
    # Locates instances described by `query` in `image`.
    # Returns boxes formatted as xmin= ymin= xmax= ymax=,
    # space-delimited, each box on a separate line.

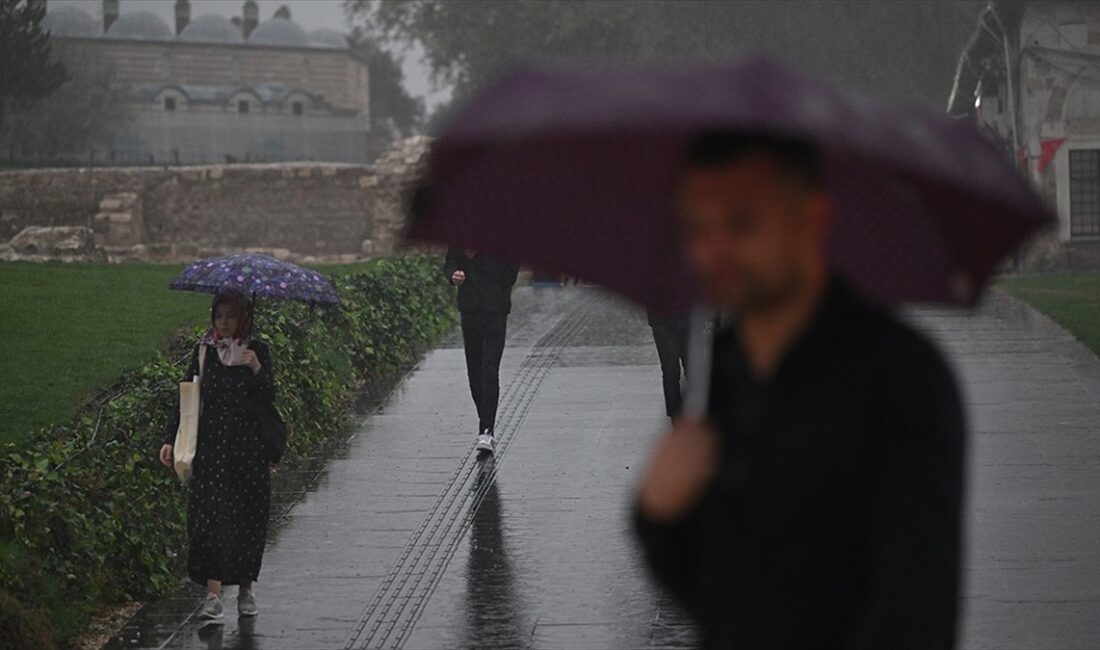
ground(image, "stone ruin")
xmin=0 ymin=226 xmax=105 ymax=263
xmin=0 ymin=136 xmax=432 ymax=264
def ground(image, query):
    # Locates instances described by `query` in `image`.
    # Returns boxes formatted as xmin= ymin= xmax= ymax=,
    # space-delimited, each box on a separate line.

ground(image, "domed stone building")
xmin=41 ymin=0 xmax=372 ymax=164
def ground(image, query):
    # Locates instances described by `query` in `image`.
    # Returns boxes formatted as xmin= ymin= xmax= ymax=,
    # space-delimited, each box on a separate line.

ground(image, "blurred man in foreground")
xmin=634 ymin=132 xmax=965 ymax=649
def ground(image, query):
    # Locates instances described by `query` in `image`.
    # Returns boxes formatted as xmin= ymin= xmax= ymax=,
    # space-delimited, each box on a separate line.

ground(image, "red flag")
xmin=1039 ymin=138 xmax=1066 ymax=173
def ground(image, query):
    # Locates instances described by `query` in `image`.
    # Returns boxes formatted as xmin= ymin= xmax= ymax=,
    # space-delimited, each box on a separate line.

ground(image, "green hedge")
xmin=0 ymin=255 xmax=456 ymax=649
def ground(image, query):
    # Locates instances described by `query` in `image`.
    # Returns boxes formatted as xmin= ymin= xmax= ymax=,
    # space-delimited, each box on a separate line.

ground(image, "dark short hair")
xmin=684 ymin=130 xmax=824 ymax=189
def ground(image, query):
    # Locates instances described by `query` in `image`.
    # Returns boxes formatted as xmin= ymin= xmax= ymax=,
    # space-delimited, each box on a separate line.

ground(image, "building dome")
xmin=307 ymin=28 xmax=348 ymax=50
xmin=179 ymin=14 xmax=243 ymax=44
xmin=42 ymin=6 xmax=99 ymax=38
xmin=248 ymin=18 xmax=308 ymax=47
xmin=105 ymin=11 xmax=173 ymax=41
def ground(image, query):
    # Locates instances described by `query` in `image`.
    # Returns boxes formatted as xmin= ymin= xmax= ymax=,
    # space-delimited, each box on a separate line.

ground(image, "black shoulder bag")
xmin=257 ymin=400 xmax=287 ymax=464
xmin=252 ymin=343 xmax=286 ymax=464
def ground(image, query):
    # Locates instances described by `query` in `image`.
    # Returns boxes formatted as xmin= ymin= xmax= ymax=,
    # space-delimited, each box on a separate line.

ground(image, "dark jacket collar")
xmin=718 ymin=274 xmax=869 ymax=385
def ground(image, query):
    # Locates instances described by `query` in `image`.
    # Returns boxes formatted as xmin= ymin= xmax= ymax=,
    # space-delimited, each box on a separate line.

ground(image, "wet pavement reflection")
xmin=462 ymin=461 xmax=527 ymax=649
xmin=105 ymin=287 xmax=1100 ymax=648
xmin=109 ymin=288 xmax=692 ymax=650
xmin=193 ymin=615 xmax=260 ymax=650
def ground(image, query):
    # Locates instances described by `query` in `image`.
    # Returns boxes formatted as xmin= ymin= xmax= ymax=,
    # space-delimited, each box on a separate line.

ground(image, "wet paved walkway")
xmin=916 ymin=296 xmax=1100 ymax=650
xmin=108 ymin=287 xmax=1100 ymax=649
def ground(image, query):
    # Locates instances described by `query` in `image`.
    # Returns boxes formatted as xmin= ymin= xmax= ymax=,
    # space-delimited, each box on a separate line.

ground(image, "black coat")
xmin=164 ymin=339 xmax=275 ymax=446
xmin=635 ymin=277 xmax=966 ymax=650
xmin=443 ymin=247 xmax=520 ymax=313
xmin=167 ymin=341 xmax=275 ymax=586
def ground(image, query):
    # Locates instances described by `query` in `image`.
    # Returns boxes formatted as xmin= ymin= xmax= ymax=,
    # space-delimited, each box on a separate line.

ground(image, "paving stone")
xmin=106 ymin=288 xmax=1100 ymax=649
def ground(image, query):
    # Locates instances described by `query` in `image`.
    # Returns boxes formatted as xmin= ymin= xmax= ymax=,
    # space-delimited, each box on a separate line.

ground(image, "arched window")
xmin=228 ymin=90 xmax=262 ymax=115
xmin=285 ymin=91 xmax=311 ymax=116
xmin=155 ymin=87 xmax=187 ymax=113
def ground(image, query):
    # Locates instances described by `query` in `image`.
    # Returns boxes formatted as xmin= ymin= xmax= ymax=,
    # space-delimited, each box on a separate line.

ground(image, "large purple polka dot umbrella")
xmin=169 ymin=253 xmax=340 ymax=304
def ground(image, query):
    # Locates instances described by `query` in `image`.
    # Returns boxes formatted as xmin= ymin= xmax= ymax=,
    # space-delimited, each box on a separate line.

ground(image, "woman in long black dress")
xmin=159 ymin=291 xmax=274 ymax=621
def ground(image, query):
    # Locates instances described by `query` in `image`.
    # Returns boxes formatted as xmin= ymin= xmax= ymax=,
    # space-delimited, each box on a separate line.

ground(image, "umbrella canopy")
xmin=410 ymin=56 xmax=1055 ymax=314
xmin=169 ymin=253 xmax=340 ymax=304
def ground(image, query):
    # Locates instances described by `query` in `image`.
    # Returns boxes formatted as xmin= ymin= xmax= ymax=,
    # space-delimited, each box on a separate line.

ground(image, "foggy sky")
xmin=47 ymin=0 xmax=452 ymax=110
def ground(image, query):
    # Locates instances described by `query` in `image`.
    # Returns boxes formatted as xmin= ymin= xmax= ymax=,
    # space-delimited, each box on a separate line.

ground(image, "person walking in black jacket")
xmin=444 ymin=247 xmax=520 ymax=453
xmin=635 ymin=132 xmax=965 ymax=649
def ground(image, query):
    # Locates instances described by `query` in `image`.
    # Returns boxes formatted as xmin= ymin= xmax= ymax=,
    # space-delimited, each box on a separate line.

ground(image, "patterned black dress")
xmin=167 ymin=340 xmax=274 ymax=586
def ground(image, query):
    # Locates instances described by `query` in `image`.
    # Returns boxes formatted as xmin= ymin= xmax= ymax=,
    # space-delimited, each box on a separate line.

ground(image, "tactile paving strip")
xmin=343 ymin=296 xmax=595 ymax=650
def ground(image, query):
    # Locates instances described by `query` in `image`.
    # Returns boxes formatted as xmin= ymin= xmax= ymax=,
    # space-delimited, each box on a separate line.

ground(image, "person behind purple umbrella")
xmin=646 ymin=309 xmax=689 ymax=420
xmin=634 ymin=132 xmax=965 ymax=649
xmin=444 ymin=247 xmax=520 ymax=454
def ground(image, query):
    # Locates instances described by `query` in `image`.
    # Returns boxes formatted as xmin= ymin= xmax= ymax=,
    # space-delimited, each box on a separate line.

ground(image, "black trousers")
xmin=461 ymin=310 xmax=509 ymax=434
xmin=649 ymin=316 xmax=688 ymax=418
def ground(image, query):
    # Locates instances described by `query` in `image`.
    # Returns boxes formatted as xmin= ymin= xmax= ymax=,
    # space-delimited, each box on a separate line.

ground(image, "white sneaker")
xmin=198 ymin=593 xmax=224 ymax=621
xmin=238 ymin=589 xmax=258 ymax=617
xmin=475 ymin=433 xmax=495 ymax=453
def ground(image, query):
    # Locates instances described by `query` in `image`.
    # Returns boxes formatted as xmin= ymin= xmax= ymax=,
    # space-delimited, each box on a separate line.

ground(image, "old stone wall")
xmin=0 ymin=136 xmax=429 ymax=263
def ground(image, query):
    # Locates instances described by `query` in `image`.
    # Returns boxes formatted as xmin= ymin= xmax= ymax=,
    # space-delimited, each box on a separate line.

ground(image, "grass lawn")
xmin=999 ymin=272 xmax=1100 ymax=356
xmin=0 ymin=263 xmax=209 ymax=446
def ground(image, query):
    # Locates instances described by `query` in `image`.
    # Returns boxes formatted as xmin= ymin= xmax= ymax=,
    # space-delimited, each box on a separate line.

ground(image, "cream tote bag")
xmin=173 ymin=344 xmax=206 ymax=483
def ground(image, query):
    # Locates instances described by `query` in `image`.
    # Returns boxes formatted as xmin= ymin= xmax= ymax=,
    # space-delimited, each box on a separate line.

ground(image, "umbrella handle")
xmin=682 ymin=304 xmax=714 ymax=421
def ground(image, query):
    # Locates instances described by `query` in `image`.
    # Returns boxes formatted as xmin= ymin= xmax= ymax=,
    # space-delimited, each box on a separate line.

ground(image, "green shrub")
xmin=0 ymin=254 xmax=456 ymax=649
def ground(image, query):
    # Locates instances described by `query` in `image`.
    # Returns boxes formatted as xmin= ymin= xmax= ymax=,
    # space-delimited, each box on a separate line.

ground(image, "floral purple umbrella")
xmin=169 ymin=253 xmax=340 ymax=304
xmin=409 ymin=55 xmax=1056 ymax=315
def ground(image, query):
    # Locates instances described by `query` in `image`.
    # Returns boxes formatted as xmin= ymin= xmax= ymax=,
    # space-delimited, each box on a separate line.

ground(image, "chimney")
xmin=103 ymin=0 xmax=119 ymax=32
xmin=274 ymin=5 xmax=291 ymax=20
xmin=242 ymin=0 xmax=258 ymax=38
xmin=174 ymin=0 xmax=191 ymax=35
